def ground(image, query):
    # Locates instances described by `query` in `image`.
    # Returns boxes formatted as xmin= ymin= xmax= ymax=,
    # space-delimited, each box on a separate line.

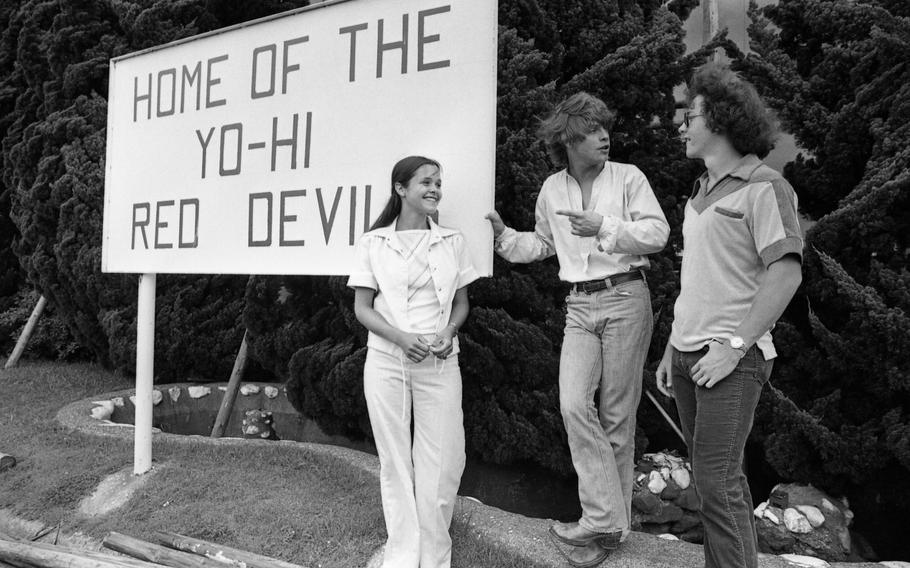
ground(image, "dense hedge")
xmin=0 ymin=0 xmax=313 ymax=378
xmin=730 ymin=0 xmax=910 ymax=558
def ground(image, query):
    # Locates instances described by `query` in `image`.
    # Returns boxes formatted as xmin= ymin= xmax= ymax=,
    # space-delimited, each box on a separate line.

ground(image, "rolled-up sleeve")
xmin=347 ymin=235 xmax=378 ymax=289
xmin=597 ymin=167 xmax=669 ymax=255
xmin=454 ymin=233 xmax=480 ymax=289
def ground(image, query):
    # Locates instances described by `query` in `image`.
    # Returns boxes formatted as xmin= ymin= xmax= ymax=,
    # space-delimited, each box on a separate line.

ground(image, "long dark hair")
xmin=369 ymin=155 xmax=441 ymax=230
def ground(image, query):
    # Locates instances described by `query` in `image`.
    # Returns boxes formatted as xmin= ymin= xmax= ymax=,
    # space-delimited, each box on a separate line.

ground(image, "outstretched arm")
xmin=486 ymin=203 xmax=556 ymax=264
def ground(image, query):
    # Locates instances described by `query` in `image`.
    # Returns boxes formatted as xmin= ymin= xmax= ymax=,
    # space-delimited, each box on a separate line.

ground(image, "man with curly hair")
xmin=656 ymin=63 xmax=804 ymax=568
xmin=487 ymin=92 xmax=669 ymax=567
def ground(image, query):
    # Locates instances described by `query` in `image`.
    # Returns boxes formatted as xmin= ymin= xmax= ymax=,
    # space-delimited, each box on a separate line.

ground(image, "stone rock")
xmin=671 ymin=511 xmax=701 ymax=533
xmin=168 ymin=387 xmax=181 ymax=402
xmin=264 ymin=386 xmax=279 ymax=399
xmin=755 ymin=501 xmax=768 ymax=519
xmin=188 ymin=386 xmax=211 ymax=398
xmin=90 ymin=400 xmax=115 ymax=420
xmin=642 ymin=452 xmax=671 ymax=468
xmin=152 ymin=390 xmax=163 ymax=405
xmin=633 ymin=450 xmax=700 ymax=541
xmin=90 ymin=405 xmax=113 ymax=420
xmin=674 ymin=485 xmax=700 ymax=511
xmin=240 ymin=384 xmax=260 ymax=395
xmin=756 ymin=484 xmax=853 ymax=561
xmin=765 ymin=506 xmax=783 ymax=525
xmin=636 ymin=521 xmax=673 ymax=536
xmin=784 ymin=508 xmax=813 ymax=534
xmin=796 ymin=505 xmax=825 ymax=529
xmin=657 ymin=534 xmax=678 ymax=541
xmin=660 ymin=477 xmax=682 ymax=501
xmin=633 ymin=490 xmax=662 ymax=515
xmin=643 ymin=502 xmax=684 ymax=525
xmin=111 ymin=397 xmax=124 ymax=407
xmin=242 ymin=410 xmax=278 ymax=440
xmin=675 ymin=525 xmax=704 ymax=544
xmin=670 ymin=466 xmax=691 ymax=489
xmin=758 ymin=519 xmax=797 ymax=552
xmin=636 ymin=459 xmax=655 ymax=474
xmin=779 ymin=553 xmax=830 ymax=567
xmin=647 ymin=470 xmax=667 ymax=494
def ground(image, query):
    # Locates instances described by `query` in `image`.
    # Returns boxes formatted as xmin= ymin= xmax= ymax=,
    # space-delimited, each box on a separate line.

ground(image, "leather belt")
xmin=572 ymin=270 xmax=644 ymax=294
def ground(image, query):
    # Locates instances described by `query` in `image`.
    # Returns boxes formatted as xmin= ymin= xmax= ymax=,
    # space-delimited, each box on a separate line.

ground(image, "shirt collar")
xmin=692 ymin=154 xmax=762 ymax=196
xmin=370 ymin=215 xmax=454 ymax=247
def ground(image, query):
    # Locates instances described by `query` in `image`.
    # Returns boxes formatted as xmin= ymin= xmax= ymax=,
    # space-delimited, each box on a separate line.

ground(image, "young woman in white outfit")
xmin=348 ymin=156 xmax=479 ymax=568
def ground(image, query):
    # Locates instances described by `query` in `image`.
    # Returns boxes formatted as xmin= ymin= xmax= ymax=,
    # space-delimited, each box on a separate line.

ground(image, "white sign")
xmin=103 ymin=0 xmax=496 ymax=275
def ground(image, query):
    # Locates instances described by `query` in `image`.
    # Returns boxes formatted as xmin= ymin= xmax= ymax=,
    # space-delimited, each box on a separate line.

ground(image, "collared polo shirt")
xmin=347 ymin=216 xmax=479 ymax=357
xmin=670 ymin=154 xmax=804 ymax=359
xmin=494 ymin=162 xmax=669 ymax=282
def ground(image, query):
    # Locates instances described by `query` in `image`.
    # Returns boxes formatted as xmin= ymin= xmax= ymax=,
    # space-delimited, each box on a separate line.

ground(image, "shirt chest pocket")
xmin=708 ymin=205 xmax=755 ymax=247
xmin=714 ymin=206 xmax=745 ymax=220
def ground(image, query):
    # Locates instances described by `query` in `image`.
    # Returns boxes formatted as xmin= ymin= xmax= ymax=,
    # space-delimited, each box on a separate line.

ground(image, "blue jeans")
xmin=671 ymin=346 xmax=773 ymax=568
xmin=560 ymin=278 xmax=652 ymax=534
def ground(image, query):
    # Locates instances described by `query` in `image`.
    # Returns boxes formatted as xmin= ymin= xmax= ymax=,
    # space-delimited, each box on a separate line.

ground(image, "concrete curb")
xmin=56 ymin=392 xmax=888 ymax=568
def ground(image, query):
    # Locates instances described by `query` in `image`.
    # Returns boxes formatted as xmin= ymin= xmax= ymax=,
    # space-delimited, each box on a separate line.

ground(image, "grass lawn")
xmin=0 ymin=360 xmax=534 ymax=568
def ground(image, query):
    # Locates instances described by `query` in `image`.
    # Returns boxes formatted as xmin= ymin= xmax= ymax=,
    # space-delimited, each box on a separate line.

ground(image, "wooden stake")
xmin=4 ymin=295 xmax=47 ymax=369
xmin=210 ymin=331 xmax=249 ymax=438
xmin=644 ymin=389 xmax=686 ymax=446
xmin=155 ymin=532 xmax=303 ymax=568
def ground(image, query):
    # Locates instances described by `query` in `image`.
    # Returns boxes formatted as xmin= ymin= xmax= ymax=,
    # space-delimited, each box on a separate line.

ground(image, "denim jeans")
xmin=364 ymin=348 xmax=466 ymax=568
xmin=560 ymin=277 xmax=652 ymax=534
xmin=671 ymin=346 xmax=773 ymax=568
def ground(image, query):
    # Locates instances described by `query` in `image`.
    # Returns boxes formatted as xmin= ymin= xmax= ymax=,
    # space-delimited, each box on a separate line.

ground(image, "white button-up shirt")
xmin=494 ymin=162 xmax=670 ymax=282
xmin=348 ymin=216 xmax=479 ymax=357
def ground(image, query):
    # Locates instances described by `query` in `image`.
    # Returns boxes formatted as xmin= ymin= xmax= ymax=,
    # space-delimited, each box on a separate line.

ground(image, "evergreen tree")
xmin=0 ymin=0 xmax=310 ymax=377
xmin=732 ymin=0 xmax=910 ymax=558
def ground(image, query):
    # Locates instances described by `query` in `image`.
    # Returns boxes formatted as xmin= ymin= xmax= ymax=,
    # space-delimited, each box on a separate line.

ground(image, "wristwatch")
xmin=729 ymin=336 xmax=747 ymax=357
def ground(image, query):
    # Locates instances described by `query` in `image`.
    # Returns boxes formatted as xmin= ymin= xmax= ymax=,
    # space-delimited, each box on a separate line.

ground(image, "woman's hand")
xmin=397 ymin=332 xmax=431 ymax=362
xmin=429 ymin=332 xmax=454 ymax=359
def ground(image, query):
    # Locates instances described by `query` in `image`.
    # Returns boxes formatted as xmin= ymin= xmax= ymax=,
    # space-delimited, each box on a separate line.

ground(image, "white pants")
xmin=364 ymin=348 xmax=466 ymax=568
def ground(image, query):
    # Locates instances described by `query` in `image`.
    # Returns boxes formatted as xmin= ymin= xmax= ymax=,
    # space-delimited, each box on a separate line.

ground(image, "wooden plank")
xmin=103 ymin=533 xmax=224 ymax=568
xmin=154 ymin=532 xmax=303 ymax=568
xmin=210 ymin=331 xmax=249 ymax=439
xmin=0 ymin=538 xmax=160 ymax=568
xmin=0 ymin=533 xmax=30 ymax=568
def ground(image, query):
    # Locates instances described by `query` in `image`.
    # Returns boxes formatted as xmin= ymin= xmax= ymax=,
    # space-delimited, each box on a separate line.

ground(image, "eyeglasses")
xmin=683 ymin=111 xmax=704 ymax=128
